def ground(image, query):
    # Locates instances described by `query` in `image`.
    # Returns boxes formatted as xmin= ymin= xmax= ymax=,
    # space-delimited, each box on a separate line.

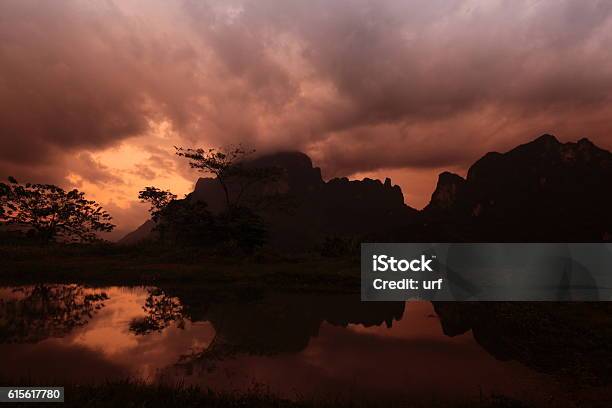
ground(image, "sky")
xmin=2 ymin=0 xmax=612 ymax=240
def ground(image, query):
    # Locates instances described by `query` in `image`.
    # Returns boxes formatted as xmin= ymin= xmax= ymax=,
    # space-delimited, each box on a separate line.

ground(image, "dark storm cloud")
xmin=180 ymin=0 xmax=612 ymax=174
xmin=72 ymin=153 xmax=123 ymax=186
xmin=2 ymin=0 xmax=612 ymax=184
xmin=1 ymin=2 xmax=145 ymax=162
xmin=0 ymin=0 xmax=201 ymax=182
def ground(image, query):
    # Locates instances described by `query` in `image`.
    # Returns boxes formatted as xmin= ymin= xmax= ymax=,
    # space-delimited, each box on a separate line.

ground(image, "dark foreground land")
xmin=0 ymin=242 xmax=359 ymax=291
xmin=0 ymin=380 xmax=534 ymax=408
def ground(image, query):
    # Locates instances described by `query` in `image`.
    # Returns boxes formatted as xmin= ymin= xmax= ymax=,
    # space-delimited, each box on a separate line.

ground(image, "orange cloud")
xmin=2 ymin=0 xmax=612 ymax=237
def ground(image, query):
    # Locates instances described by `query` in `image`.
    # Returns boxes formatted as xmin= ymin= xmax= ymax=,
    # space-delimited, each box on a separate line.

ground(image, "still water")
xmin=0 ymin=285 xmax=610 ymax=406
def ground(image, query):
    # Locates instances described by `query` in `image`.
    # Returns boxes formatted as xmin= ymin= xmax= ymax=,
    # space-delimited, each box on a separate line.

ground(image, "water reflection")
xmin=0 ymin=284 xmax=610 ymax=405
xmin=0 ymin=284 xmax=108 ymax=343
xmin=0 ymin=286 xmax=214 ymax=382
xmin=129 ymin=288 xmax=186 ymax=335
xmin=434 ymin=301 xmax=612 ymax=385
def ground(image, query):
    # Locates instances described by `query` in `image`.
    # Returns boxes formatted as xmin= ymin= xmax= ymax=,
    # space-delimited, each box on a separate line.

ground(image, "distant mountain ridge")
xmin=120 ymin=135 xmax=612 ymax=246
xmin=422 ymin=134 xmax=612 ymax=241
xmin=189 ymin=152 xmax=416 ymax=249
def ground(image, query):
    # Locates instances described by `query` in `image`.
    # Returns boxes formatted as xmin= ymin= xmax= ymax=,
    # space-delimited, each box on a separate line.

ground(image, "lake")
xmin=0 ymin=285 xmax=610 ymax=406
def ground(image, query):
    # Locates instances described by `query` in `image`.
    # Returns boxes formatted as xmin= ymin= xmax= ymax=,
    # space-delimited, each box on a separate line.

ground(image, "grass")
xmin=0 ymin=242 xmax=361 ymax=291
xmin=0 ymin=379 xmax=533 ymax=408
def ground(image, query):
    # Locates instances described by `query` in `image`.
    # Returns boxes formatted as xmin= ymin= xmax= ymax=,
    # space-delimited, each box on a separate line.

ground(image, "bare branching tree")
xmin=174 ymin=145 xmax=282 ymax=211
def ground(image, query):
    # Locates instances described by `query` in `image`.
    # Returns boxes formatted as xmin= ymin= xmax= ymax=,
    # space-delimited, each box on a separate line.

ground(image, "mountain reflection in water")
xmin=0 ymin=285 xmax=610 ymax=406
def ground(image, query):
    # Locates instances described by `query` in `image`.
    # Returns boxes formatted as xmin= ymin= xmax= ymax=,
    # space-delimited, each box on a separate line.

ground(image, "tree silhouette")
xmin=138 ymin=185 xmax=265 ymax=249
xmin=138 ymin=187 xmax=217 ymax=244
xmin=175 ymin=145 xmax=283 ymax=211
xmin=0 ymin=177 xmax=114 ymax=242
xmin=129 ymin=288 xmax=185 ymax=335
xmin=0 ymin=284 xmax=108 ymax=343
xmin=138 ymin=187 xmax=177 ymax=222
xmin=171 ymin=145 xmax=287 ymax=251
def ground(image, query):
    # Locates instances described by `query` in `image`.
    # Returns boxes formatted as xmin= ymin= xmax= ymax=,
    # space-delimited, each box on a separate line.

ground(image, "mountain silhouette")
xmin=121 ymin=151 xmax=418 ymax=248
xmin=422 ymin=134 xmax=612 ymax=241
xmin=433 ymin=301 xmax=612 ymax=385
xmin=121 ymin=135 xmax=612 ymax=247
xmin=130 ymin=287 xmax=404 ymax=369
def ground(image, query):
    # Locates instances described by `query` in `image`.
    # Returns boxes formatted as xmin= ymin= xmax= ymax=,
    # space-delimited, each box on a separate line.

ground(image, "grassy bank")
xmin=0 ymin=379 xmax=531 ymax=408
xmin=0 ymin=242 xmax=360 ymax=291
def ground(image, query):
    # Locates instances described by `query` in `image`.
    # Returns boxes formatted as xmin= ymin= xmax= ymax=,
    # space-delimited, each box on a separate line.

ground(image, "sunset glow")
xmin=2 ymin=0 xmax=612 ymax=239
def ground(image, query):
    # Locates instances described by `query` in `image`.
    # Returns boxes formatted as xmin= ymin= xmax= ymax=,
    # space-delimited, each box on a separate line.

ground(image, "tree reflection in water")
xmin=132 ymin=286 xmax=612 ymax=386
xmin=129 ymin=288 xmax=185 ymax=334
xmin=0 ymin=284 xmax=108 ymax=343
xmin=131 ymin=287 xmax=405 ymax=372
xmin=434 ymin=301 xmax=612 ymax=385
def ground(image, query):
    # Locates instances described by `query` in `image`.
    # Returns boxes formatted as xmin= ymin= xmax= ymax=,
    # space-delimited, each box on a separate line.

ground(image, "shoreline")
xmin=0 ymin=243 xmax=361 ymax=291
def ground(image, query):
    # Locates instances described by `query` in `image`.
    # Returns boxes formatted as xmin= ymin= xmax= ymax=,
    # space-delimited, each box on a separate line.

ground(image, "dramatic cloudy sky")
xmin=2 ymin=0 xmax=612 ymax=239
